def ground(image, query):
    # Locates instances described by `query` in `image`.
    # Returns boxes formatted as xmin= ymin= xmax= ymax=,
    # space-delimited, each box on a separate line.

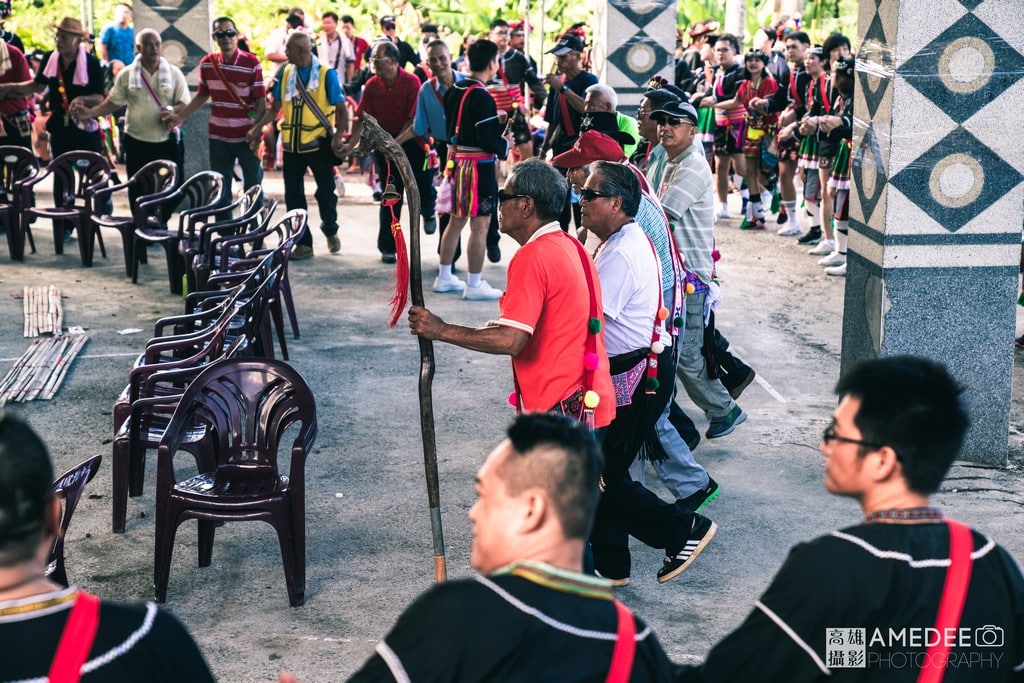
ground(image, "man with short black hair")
xmin=99 ymin=3 xmax=134 ymax=65
xmin=378 ymin=15 xmax=418 ymax=71
xmin=166 ymin=16 xmax=266 ymax=219
xmin=0 ymin=414 xmax=216 ymax=680
xmin=318 ymin=12 xmax=355 ymax=84
xmin=346 ymin=413 xmax=677 ymax=682
xmin=541 ymin=33 xmax=597 ymax=157
xmin=677 ymin=356 xmax=1024 ymax=682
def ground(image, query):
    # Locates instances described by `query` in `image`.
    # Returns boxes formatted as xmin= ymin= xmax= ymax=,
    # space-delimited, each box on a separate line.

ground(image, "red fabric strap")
xmin=209 ymin=53 xmax=249 ymax=111
xmin=49 ymin=591 xmax=101 ymax=683
xmin=917 ymin=519 xmax=974 ymax=683
xmin=605 ymin=599 xmax=636 ymax=683
xmin=557 ymin=80 xmax=576 ymax=138
xmin=452 ymin=82 xmax=483 ymax=141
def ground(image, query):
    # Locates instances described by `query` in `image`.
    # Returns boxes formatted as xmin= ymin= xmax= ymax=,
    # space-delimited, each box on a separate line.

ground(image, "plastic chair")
xmin=0 ymin=145 xmax=40 ymax=261
xmin=134 ymin=171 xmax=224 ymax=293
xmin=179 ymin=185 xmax=265 ymax=291
xmin=192 ymin=199 xmax=278 ymax=292
xmin=46 ymin=454 xmax=103 ymax=586
xmin=21 ymin=150 xmax=112 ymax=266
xmin=155 ymin=357 xmax=318 ymax=607
xmin=91 ymin=160 xmax=179 ymax=276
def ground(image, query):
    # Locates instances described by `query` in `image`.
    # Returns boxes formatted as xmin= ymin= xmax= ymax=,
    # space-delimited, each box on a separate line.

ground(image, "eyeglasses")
xmin=370 ymin=57 xmax=393 ymax=63
xmin=579 ymin=189 xmax=613 ymax=202
xmin=212 ymin=29 xmax=237 ymax=39
xmin=498 ymin=190 xmax=528 ymax=203
xmin=822 ymin=422 xmax=883 ymax=450
xmin=652 ymin=116 xmax=692 ymax=127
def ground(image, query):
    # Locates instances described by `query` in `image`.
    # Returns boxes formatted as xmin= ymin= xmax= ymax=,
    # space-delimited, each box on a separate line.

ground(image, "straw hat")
xmin=51 ymin=17 xmax=90 ymax=38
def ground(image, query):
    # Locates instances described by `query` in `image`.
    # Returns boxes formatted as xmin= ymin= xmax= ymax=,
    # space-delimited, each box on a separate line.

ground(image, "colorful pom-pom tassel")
xmin=674 ymin=316 xmax=684 ymax=328
xmin=685 ymin=282 xmax=695 ymax=295
xmin=507 ymin=391 xmax=518 ymax=407
xmin=588 ymin=317 xmax=602 ymax=334
xmin=645 ymin=377 xmax=660 ymax=390
xmin=583 ymin=390 xmax=600 ymax=408
xmin=583 ymin=352 xmax=600 ymax=371
xmin=657 ymin=306 xmax=669 ymax=321
xmin=651 ymin=341 xmax=665 ymax=354
xmin=712 ymin=249 xmax=721 ymax=262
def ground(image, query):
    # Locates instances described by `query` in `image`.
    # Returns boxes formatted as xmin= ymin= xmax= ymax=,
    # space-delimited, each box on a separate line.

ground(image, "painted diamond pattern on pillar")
xmin=856 ymin=12 xmax=892 ymax=120
xmin=158 ymin=25 xmax=205 ymax=77
xmin=956 ymin=0 xmax=983 ymax=9
xmin=896 ymin=13 xmax=1024 ymax=124
xmin=151 ymin=0 xmax=206 ymax=24
xmin=607 ymin=0 xmax=671 ymax=31
xmin=606 ymin=31 xmax=671 ymax=83
xmin=888 ymin=126 xmax=1024 ymax=233
xmin=852 ymin=123 xmax=887 ymax=224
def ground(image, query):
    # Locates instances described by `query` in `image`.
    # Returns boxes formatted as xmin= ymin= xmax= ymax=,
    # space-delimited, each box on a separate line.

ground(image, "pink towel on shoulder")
xmin=42 ymin=45 xmax=89 ymax=86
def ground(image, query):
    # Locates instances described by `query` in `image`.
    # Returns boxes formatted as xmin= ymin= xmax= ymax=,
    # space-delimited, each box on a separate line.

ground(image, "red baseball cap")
xmin=551 ymin=131 xmax=627 ymax=169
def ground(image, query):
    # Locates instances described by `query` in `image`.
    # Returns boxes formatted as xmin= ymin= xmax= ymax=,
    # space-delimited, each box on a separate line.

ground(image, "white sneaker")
xmin=463 ymin=280 xmax=503 ymax=301
xmin=716 ymin=210 xmax=731 ymax=222
xmin=818 ymin=251 xmax=847 ymax=267
xmin=808 ymin=239 xmax=835 ymax=256
xmin=335 ymin=174 xmax=346 ymax=198
xmin=432 ymin=276 xmax=466 ymax=293
xmin=777 ymin=223 xmax=802 ymax=236
xmin=825 ymin=262 xmax=847 ymax=276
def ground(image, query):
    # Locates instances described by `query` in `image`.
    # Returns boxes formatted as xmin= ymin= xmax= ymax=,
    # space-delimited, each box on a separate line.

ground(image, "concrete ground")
xmin=1 ymin=169 xmax=1022 ymax=682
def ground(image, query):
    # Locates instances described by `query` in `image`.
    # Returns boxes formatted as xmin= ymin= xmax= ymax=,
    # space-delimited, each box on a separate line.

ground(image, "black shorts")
xmin=714 ymin=124 xmax=742 ymax=156
xmin=511 ymin=109 xmax=532 ymax=146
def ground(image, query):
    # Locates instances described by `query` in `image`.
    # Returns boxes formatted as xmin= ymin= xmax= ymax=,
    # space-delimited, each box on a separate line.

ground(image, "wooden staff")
xmin=353 ymin=113 xmax=446 ymax=582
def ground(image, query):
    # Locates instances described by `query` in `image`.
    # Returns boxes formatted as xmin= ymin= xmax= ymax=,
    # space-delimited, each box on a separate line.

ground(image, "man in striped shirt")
xmin=166 ymin=17 xmax=266 ymax=218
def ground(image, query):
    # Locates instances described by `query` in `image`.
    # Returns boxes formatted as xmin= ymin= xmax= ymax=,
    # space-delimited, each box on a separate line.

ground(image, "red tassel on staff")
xmin=388 ymin=216 xmax=409 ymax=327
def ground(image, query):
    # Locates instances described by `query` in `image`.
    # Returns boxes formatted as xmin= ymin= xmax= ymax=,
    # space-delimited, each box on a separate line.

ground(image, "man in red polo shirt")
xmin=341 ymin=39 xmax=419 ymax=263
xmin=408 ymin=159 xmax=615 ymax=428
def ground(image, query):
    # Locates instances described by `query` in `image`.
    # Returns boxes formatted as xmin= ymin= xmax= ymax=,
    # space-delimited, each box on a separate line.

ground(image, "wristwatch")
xmin=561 ymin=84 xmax=568 ymax=93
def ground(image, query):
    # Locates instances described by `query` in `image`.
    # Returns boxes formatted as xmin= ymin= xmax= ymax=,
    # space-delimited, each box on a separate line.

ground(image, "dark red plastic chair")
xmin=155 ymin=357 xmax=317 ymax=607
xmin=46 ymin=454 xmax=103 ymax=586
xmin=0 ymin=145 xmax=40 ymax=260
xmin=134 ymin=171 xmax=224 ymax=293
xmin=91 ymin=159 xmax=179 ymax=276
xmin=21 ymin=150 xmax=111 ymax=266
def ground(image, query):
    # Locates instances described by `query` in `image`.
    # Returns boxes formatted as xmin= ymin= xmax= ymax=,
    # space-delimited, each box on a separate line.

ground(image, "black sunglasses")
xmin=498 ymin=190 xmax=528 ymax=203
xmin=822 ymin=422 xmax=883 ymax=450
xmin=579 ymin=189 xmax=613 ymax=202
xmin=652 ymin=116 xmax=691 ymax=127
xmin=212 ymin=29 xmax=237 ymax=39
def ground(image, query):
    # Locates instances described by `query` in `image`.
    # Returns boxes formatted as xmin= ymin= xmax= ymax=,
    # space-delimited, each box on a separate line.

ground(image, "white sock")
xmin=468 ymin=272 xmax=482 ymax=288
xmin=745 ymin=199 xmax=754 ymax=220
xmin=720 ymin=201 xmax=729 ymax=215
xmin=835 ymin=221 xmax=849 ymax=254
xmin=761 ymin=189 xmax=772 ymax=207
xmin=439 ymin=263 xmax=453 ymax=280
xmin=806 ymin=200 xmax=820 ymax=228
xmin=783 ymin=200 xmax=797 ymax=215
xmin=740 ymin=187 xmax=750 ymax=200
xmin=752 ymin=200 xmax=765 ymax=219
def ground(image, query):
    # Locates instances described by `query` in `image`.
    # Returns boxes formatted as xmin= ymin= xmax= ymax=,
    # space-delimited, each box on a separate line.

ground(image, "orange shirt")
xmin=497 ymin=224 xmax=615 ymax=428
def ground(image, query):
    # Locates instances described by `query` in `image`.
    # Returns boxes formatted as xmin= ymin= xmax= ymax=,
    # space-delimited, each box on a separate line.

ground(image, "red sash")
xmin=49 ymin=591 xmax=101 ymax=683
xmin=605 ymin=599 xmax=636 ymax=683
xmin=917 ymin=520 xmax=974 ymax=683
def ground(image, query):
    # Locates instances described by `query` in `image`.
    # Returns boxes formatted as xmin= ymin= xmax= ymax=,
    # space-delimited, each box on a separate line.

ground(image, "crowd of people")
xmin=2 ymin=8 xmax=1022 ymax=682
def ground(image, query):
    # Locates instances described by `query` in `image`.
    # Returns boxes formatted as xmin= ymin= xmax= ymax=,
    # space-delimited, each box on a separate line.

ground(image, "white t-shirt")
xmin=595 ymin=221 xmax=663 ymax=356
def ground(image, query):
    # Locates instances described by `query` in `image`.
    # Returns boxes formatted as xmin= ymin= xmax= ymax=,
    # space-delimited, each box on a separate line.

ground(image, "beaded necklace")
xmin=864 ymin=507 xmax=944 ymax=524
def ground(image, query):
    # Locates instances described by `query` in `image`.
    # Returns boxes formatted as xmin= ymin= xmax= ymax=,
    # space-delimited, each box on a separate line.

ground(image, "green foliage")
xmin=801 ymin=0 xmax=859 ymax=44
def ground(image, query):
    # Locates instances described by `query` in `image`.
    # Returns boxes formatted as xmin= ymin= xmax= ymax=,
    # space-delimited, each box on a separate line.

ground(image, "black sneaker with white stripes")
xmin=657 ymin=515 xmax=717 ymax=584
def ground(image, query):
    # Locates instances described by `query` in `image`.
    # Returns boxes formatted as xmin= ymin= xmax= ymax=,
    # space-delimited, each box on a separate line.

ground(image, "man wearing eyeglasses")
xmin=165 ymin=17 xmax=266 ymax=220
xmin=408 ymin=158 xmax=615 ymax=429
xmin=677 ymin=356 xmax=1024 ymax=681
xmin=647 ymin=99 xmax=746 ymax=441
xmin=578 ymin=161 xmax=716 ymax=585
xmin=338 ymin=39 xmax=419 ymax=264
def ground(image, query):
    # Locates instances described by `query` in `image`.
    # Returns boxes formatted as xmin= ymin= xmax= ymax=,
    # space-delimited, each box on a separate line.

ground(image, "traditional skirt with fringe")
xmin=451 ymin=148 xmax=497 ymax=218
xmin=827 ymin=138 xmax=852 ymax=191
xmin=696 ymin=106 xmax=716 ymax=145
xmin=797 ymin=134 xmax=819 ymax=169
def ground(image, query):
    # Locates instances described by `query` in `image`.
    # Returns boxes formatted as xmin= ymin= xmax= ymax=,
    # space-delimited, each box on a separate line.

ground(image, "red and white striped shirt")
xmin=196 ymin=50 xmax=266 ymax=143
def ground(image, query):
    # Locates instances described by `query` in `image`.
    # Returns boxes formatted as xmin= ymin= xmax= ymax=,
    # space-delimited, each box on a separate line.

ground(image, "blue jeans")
xmin=209 ymin=138 xmax=262 ymax=220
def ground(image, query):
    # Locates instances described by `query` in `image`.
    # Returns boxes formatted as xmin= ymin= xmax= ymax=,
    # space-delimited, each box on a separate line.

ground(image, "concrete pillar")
xmin=135 ymin=0 xmax=212 ymax=178
xmin=592 ymin=0 xmax=675 ymax=116
xmin=843 ymin=0 xmax=1024 ymax=464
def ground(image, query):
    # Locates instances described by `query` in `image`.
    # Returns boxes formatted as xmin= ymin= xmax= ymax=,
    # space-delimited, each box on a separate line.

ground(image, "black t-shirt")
xmin=0 ymin=589 xmax=216 ymax=681
xmin=348 ymin=568 xmax=677 ymax=682
xmin=34 ymin=50 xmax=106 ymax=135
xmin=677 ymin=523 xmax=1024 ymax=682
xmin=444 ymin=78 xmax=508 ymax=157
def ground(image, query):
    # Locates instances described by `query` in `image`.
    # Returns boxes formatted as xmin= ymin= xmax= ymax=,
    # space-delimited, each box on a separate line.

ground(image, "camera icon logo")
xmin=975 ymin=626 xmax=1004 ymax=647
